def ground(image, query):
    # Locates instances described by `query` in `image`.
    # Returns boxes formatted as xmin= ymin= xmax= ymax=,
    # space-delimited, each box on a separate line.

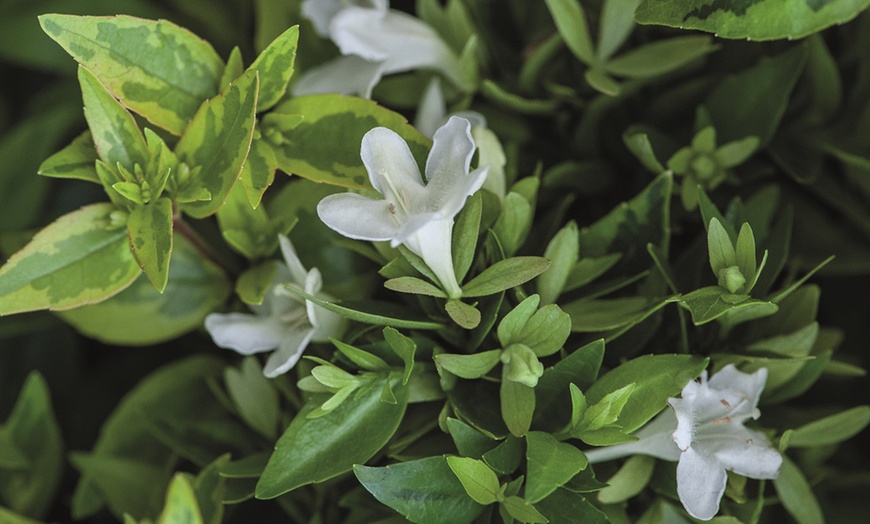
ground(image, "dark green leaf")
xmin=256 ymin=376 xmax=408 ymax=498
xmin=604 ymin=36 xmax=716 ymax=78
xmin=224 ymin=358 xmax=280 ymax=440
xmin=525 ymin=432 xmax=587 ymax=504
xmin=447 ymin=418 xmax=499 ymax=459
xmin=501 ymin=496 xmax=548 ymax=523
xmin=536 ymin=489 xmax=608 ymax=524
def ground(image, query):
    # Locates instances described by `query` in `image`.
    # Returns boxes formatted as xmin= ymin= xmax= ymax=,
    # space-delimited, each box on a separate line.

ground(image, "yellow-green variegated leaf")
xmin=176 ymin=70 xmax=259 ymax=219
xmin=38 ymin=14 xmax=224 ymax=135
xmin=57 ymin=234 xmax=231 ymax=346
xmin=268 ymin=94 xmax=431 ymax=189
xmin=78 ymin=65 xmax=149 ymax=172
xmin=239 ymin=138 xmax=278 ymax=209
xmin=127 ymin=197 xmax=173 ymax=292
xmin=0 ymin=203 xmax=141 ymax=315
xmin=38 ymin=131 xmax=100 ymax=183
xmin=247 ymin=25 xmax=298 ymax=112
xmin=635 ymin=0 xmax=870 ymax=41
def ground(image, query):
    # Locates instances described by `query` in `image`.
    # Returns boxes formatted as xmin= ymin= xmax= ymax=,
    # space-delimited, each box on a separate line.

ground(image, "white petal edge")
xmin=204 ymin=313 xmax=285 ymax=355
xmin=361 ymin=126 xmax=426 ymax=200
xmin=317 ymin=192 xmax=402 ymax=241
xmin=279 ymin=235 xmax=309 ymax=285
xmin=263 ymin=327 xmax=317 ymax=377
xmin=292 ymin=55 xmax=386 ymax=98
xmin=676 ymin=447 xmax=727 ymax=521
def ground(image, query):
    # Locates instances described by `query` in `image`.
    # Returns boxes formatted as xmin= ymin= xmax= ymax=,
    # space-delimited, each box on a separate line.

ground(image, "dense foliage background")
xmin=1 ymin=0 xmax=869 ymax=522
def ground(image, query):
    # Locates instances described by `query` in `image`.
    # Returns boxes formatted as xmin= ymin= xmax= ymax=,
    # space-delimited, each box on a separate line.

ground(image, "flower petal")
xmin=301 ymin=0 xmax=343 ymax=37
xmin=317 ymin=192 xmax=402 ymax=241
xmin=279 ymin=235 xmax=309 ymax=285
xmin=676 ymin=447 xmax=727 ymax=521
xmin=361 ymin=126 xmax=426 ymax=203
xmin=292 ymin=55 xmax=386 ymax=98
xmin=708 ymin=365 xmax=767 ymax=411
xmin=204 ymin=313 xmax=284 ymax=355
xmin=668 ymin=396 xmax=695 ymax=451
xmin=415 ymin=78 xmax=447 ymax=139
xmin=423 ymin=117 xmax=488 ymax=216
xmin=585 ymin=409 xmax=682 ymax=463
xmin=330 ymin=8 xmax=463 ymax=86
xmin=712 ymin=428 xmax=782 ymax=479
xmin=263 ymin=327 xmax=317 ymax=377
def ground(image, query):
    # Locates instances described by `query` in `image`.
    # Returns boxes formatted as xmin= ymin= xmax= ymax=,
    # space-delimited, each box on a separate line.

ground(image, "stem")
xmin=172 ymin=212 xmax=239 ymax=277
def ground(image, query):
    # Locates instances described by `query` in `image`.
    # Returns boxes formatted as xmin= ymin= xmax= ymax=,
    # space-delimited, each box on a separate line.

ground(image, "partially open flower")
xmin=318 ymin=116 xmax=487 ymax=298
xmin=204 ymin=236 xmax=345 ymax=378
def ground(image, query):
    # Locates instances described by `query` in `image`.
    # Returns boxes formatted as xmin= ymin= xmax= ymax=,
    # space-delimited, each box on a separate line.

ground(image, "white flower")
xmin=295 ymin=0 xmax=465 ymax=98
xmin=204 ymin=236 xmax=345 ymax=378
xmin=317 ymin=116 xmax=488 ymax=299
xmin=585 ymin=364 xmax=782 ymax=521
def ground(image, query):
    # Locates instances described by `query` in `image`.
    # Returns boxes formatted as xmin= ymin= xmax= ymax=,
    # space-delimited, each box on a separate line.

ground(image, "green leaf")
xmin=536 ymin=489 xmax=608 ymax=524
xmin=499 ymin=295 xmax=541 ymax=347
xmin=176 ymin=69 xmax=258 ymax=218
xmin=544 ymin=0 xmax=595 ymax=64
xmin=623 ymin=132 xmax=665 ymax=174
xmin=773 ymin=456 xmax=824 ymax=524
xmin=447 ymin=418 xmax=499 ymax=459
xmin=635 ymin=0 xmax=870 ymax=41
xmin=708 ymin=217 xmax=737 ymax=274
xmin=218 ymin=46 xmax=244 ymax=90
xmin=256 ymin=375 xmax=408 ymax=498
xmin=238 ymin=138 xmax=279 ymax=211
xmin=735 ymin=223 xmax=758 ymax=288
xmin=216 ymin=183 xmax=276 ymax=259
xmin=576 ymin=384 xmax=634 ymax=432
xmin=269 ymin=94 xmax=431 ymax=189
xmin=355 ymin=456 xmax=484 ymax=524
xmin=538 ymin=221 xmax=579 ymax=305
xmin=0 ymin=203 xmax=141 ymax=315
xmin=596 ymin=455 xmax=655 ymax=504
xmin=0 ymin=373 xmax=63 ymax=519
xmin=563 ymin=297 xmax=650 ymax=332
xmin=585 ymin=354 xmax=707 ymax=433
xmin=453 ymin=191 xmax=482 ymax=284
xmin=71 ymin=455 xmax=168 ymax=520
xmin=605 ymin=36 xmax=717 ymax=78
xmin=246 ymin=25 xmax=298 ymax=112
xmin=462 ymin=257 xmax=551 ymax=298
xmin=384 ymin=276 xmax=446 ymax=297
xmin=78 ymin=65 xmax=149 ymax=172
xmin=435 ymin=350 xmax=502 ymax=380
xmin=446 ymin=299 xmax=482 ymax=329
xmin=534 ymin=340 xmax=605 ymax=431
xmin=280 ymin=285 xmax=443 ymax=330
xmin=383 ymin=327 xmax=416 ymax=385
xmin=156 ymin=474 xmax=203 ymax=524
xmin=0 ymin=506 xmax=41 ymax=524
xmin=584 ymin=68 xmax=621 ymax=96
xmin=597 ymin=0 xmax=643 ymax=61
xmin=331 ymin=339 xmax=390 ymax=372
xmin=192 ymin=455 xmax=228 ymax=524
xmin=446 ymin=456 xmax=501 ymax=505
xmin=39 ymin=14 xmax=224 ymax=134
xmin=563 ymin=254 xmax=623 ymax=292
xmin=525 ymin=432 xmax=588 ymax=504
xmin=224 ymin=358 xmax=280 ymax=440
xmin=521 ymin=305 xmax=572 ymax=357
xmin=501 ymin=374 xmax=536 ymax=437
xmin=704 ymin=44 xmax=808 ymax=145
xmin=127 ymin=198 xmax=173 ymax=293
xmin=482 ymin=435 xmax=524 ymax=475
xmin=788 ymin=406 xmax=870 ymax=448
xmin=235 ymin=261 xmax=278 ymax=305
xmin=493 ymin=191 xmax=534 ymax=258
xmin=502 ymin=496 xmax=549 ymax=523
xmin=57 ymin=234 xmax=231 ymax=345
xmin=680 ymin=287 xmax=778 ymax=325
xmin=38 ymin=131 xmax=99 ymax=183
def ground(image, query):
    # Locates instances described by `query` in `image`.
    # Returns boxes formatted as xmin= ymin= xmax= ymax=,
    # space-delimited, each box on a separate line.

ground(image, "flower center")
xmin=378 ymin=167 xmax=412 ymax=216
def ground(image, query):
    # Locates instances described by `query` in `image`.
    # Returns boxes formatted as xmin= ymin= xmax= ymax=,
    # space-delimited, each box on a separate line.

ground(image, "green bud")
xmin=108 ymin=210 xmax=129 ymax=229
xmin=718 ymin=265 xmax=746 ymax=294
xmin=501 ymin=344 xmax=544 ymax=388
xmin=690 ymin=153 xmax=718 ymax=181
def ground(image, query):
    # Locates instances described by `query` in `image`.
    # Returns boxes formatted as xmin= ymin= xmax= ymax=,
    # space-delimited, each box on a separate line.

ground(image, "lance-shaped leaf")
xmin=0 ymin=203 xmax=141 ymax=315
xmin=78 ymin=65 xmax=149 ymax=172
xmin=635 ymin=0 xmax=870 ymax=41
xmin=247 ymin=25 xmax=298 ymax=112
xmin=238 ymin=138 xmax=279 ymax=209
xmin=525 ymin=431 xmax=588 ymax=504
xmin=176 ymin=69 xmax=259 ymax=218
xmin=268 ymin=94 xmax=431 ymax=189
xmin=461 ymin=257 xmax=551 ymax=298
xmin=38 ymin=131 xmax=100 ymax=183
xmin=38 ymin=14 xmax=224 ymax=134
xmin=127 ymin=197 xmax=173 ymax=292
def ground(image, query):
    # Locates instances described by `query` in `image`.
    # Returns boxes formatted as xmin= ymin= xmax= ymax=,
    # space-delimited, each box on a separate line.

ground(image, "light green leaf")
xmin=538 ymin=221 xmax=579 ymax=305
xmin=0 ymin=203 xmax=141 ymax=315
xmin=435 ymin=350 xmax=502 ymax=379
xmin=773 ymin=456 xmax=824 ymax=524
xmin=224 ymin=358 xmax=280 ymax=440
xmin=493 ymin=191 xmax=534 ymax=257
xmin=355 ymin=457 xmax=484 ymax=524
xmin=563 ymin=254 xmax=623 ymax=292
xmin=597 ymin=0 xmax=643 ymax=61
xmin=788 ymin=406 xmax=870 ymax=448
xmin=78 ymin=65 xmax=149 ymax=172
xmin=127 ymin=198 xmax=173 ymax=293
xmin=247 ymin=25 xmax=298 ymax=112
xmin=235 ymin=260 xmax=279 ymax=305
xmin=604 ymin=36 xmax=716 ymax=78
xmin=525 ymin=432 xmax=588 ymax=504
xmin=156 ymin=474 xmax=203 ymax=524
xmin=384 ymin=276 xmax=447 ymax=297
xmin=0 ymin=373 xmax=63 ymax=519
xmin=0 ymin=506 xmax=41 ymax=524
xmin=462 ymin=257 xmax=551 ymax=298
xmin=501 ymin=373 xmax=536 ymax=437
xmin=502 ymin=496 xmax=549 ymax=523
xmin=57 ymin=235 xmax=231 ymax=345
xmin=446 ymin=456 xmax=501 ymax=505
xmin=521 ymin=305 xmax=572 ymax=357
xmin=544 ymin=0 xmax=595 ymax=64
xmin=71 ymin=455 xmax=168 ymax=520
xmin=238 ymin=138 xmax=279 ymax=209
xmin=498 ymin=295 xmax=541 ymax=347
xmin=622 ymin=132 xmax=665 ymax=174
xmin=218 ymin=46 xmax=244 ymax=90
xmin=216 ymin=183 xmax=274 ymax=260
xmin=383 ymin=327 xmax=416 ymax=385
xmin=708 ymin=217 xmax=737 ymax=274
xmin=39 ymin=14 xmax=224 ymax=134
xmin=735 ymin=222 xmax=758 ymax=287
xmin=269 ymin=94 xmax=431 ymax=189
xmin=635 ymin=0 xmax=870 ymax=41
xmin=446 ymin=299 xmax=482 ymax=329
xmin=191 ymin=455 xmax=228 ymax=524
xmin=534 ymin=340 xmax=605 ymax=431
xmin=585 ymin=354 xmax=707 ymax=433
xmin=577 ymin=384 xmax=634 ymax=432
xmin=256 ymin=376 xmax=408 ymax=498
xmin=331 ymin=339 xmax=390 ymax=372
xmin=453 ymin=192 xmax=482 ymax=284
xmin=280 ymin=285 xmax=443 ymax=330
xmin=680 ymin=286 xmax=778 ymax=325
xmin=563 ymin=297 xmax=649 ymax=332
xmin=584 ymin=68 xmax=621 ymax=96
xmin=597 ymin=455 xmax=655 ymax=504
xmin=176 ymin=69 xmax=258 ymax=218
xmin=38 ymin=131 xmax=99 ymax=183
